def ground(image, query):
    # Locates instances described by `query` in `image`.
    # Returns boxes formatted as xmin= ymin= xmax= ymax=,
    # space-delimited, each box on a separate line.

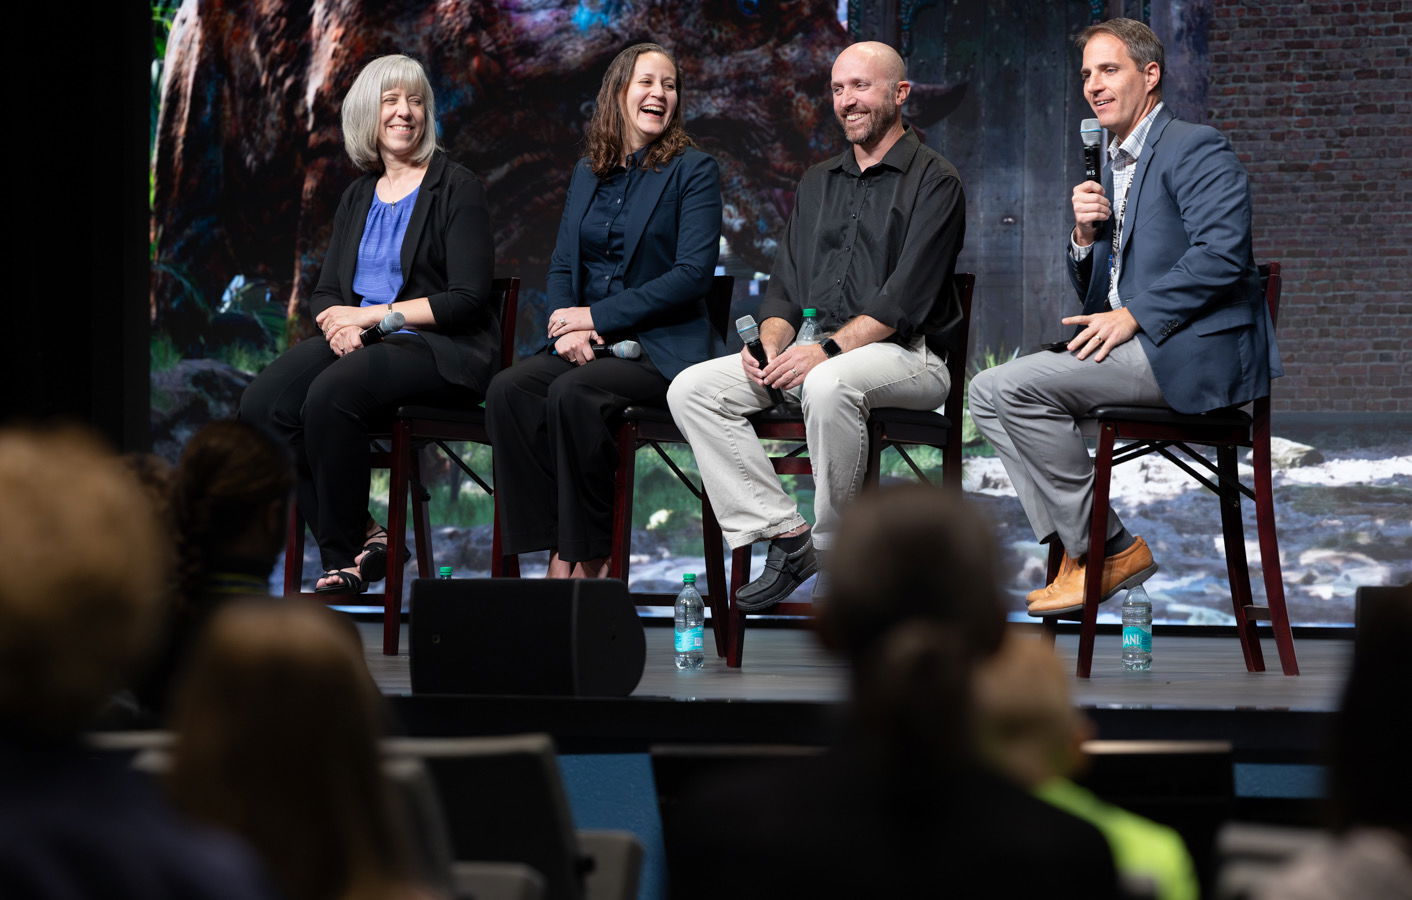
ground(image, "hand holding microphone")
xmin=736 ymin=315 xmax=784 ymax=405
xmin=550 ymin=338 xmax=642 ymax=362
xmin=360 ymin=310 xmax=406 ymax=346
xmin=1072 ymin=117 xmax=1110 ymax=247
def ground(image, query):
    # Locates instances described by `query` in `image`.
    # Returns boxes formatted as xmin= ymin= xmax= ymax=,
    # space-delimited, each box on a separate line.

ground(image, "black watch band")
xmin=821 ymin=338 xmax=843 ymax=358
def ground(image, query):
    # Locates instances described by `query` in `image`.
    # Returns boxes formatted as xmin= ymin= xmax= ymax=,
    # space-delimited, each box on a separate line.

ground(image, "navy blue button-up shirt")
xmin=579 ymin=148 xmax=650 ymax=313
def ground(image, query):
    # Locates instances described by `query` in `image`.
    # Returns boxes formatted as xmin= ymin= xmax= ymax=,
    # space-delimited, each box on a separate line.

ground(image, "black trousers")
xmin=239 ymin=335 xmax=475 ymax=570
xmin=484 ymin=351 xmax=668 ymax=561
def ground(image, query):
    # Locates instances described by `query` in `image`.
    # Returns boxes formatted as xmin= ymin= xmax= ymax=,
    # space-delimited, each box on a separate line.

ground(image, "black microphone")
xmin=1081 ymin=117 xmax=1102 ymax=182
xmin=550 ymin=339 xmax=642 ymax=359
xmin=735 ymin=315 xmax=784 ymax=405
xmin=360 ymin=310 xmax=405 ymax=346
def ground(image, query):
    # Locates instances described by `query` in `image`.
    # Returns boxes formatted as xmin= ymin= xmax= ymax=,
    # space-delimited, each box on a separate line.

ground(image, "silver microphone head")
xmin=611 ymin=340 xmax=642 ymax=359
xmin=381 ymin=311 xmax=406 ymax=332
xmin=735 ymin=314 xmax=761 ymax=343
xmin=1080 ymin=118 xmax=1102 ymax=147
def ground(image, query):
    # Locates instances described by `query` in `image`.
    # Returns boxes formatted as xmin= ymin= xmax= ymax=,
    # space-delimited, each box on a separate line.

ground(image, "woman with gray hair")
xmin=241 ymin=54 xmax=498 ymax=595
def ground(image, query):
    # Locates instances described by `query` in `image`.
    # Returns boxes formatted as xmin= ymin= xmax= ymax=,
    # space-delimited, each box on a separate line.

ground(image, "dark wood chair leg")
xmin=608 ymin=424 xmax=635 ymax=583
xmin=409 ymin=445 xmax=434 ymax=578
xmin=701 ymin=493 xmax=729 ymax=658
xmin=383 ymin=420 xmax=413 ymax=656
xmin=1217 ymin=445 xmax=1264 ymax=672
xmin=283 ymin=502 xmax=305 ymax=596
xmin=1077 ymin=424 xmax=1118 ymax=678
xmin=726 ymin=544 xmax=751 ymax=668
xmin=1040 ymin=542 xmax=1064 ymax=648
xmin=1253 ymin=404 xmax=1299 ymax=675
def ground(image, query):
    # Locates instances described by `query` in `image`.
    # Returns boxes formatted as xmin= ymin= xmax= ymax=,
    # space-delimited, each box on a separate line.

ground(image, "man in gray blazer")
xmin=969 ymin=18 xmax=1282 ymax=616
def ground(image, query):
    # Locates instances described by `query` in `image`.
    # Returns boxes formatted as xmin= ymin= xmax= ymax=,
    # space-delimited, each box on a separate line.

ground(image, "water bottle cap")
xmin=438 ymin=566 xmax=453 ymax=577
xmin=802 ymin=308 xmax=817 ymax=317
xmin=682 ymin=573 xmax=697 ymax=583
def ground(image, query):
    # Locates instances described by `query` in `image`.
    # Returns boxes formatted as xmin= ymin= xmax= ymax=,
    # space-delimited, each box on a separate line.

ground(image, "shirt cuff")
xmin=1069 ymin=231 xmax=1094 ymax=261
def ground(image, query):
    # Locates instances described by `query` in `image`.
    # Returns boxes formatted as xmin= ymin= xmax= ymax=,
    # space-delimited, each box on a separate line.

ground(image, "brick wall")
xmin=1206 ymin=0 xmax=1411 ymax=412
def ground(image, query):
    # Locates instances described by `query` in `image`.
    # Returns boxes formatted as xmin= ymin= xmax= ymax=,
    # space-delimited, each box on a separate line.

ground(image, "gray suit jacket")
xmin=1068 ymin=108 xmax=1283 ymax=414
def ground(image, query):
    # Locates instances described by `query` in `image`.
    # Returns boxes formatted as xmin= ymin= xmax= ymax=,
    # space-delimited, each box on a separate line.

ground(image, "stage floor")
xmin=361 ymin=621 xmax=1350 ymax=712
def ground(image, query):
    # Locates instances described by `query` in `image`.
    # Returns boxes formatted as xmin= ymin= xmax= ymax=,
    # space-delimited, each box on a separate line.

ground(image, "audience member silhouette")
xmin=973 ymin=634 xmax=1198 ymax=899
xmin=168 ymin=599 xmax=439 ymax=900
xmin=672 ymin=485 xmax=1118 ymax=898
xmin=135 ymin=419 xmax=292 ymax=715
xmin=1255 ymin=583 xmax=1412 ymax=898
xmin=0 ymin=426 xmax=276 ymax=899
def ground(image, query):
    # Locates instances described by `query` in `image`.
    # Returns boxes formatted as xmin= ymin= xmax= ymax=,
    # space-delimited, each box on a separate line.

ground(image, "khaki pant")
xmin=667 ymin=336 xmax=948 ymax=550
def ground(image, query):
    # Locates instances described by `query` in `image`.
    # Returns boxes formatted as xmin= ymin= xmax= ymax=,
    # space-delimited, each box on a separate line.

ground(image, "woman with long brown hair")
xmin=673 ymin=486 xmax=1119 ymax=898
xmin=168 ymin=600 xmax=435 ymax=900
xmin=135 ymin=419 xmax=293 ymax=716
xmin=484 ymin=42 xmax=722 ymax=578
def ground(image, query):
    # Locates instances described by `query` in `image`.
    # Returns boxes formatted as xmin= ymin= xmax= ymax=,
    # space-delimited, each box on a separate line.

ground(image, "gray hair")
xmin=341 ymin=54 xmax=440 ymax=171
xmin=1076 ymin=18 xmax=1164 ymax=96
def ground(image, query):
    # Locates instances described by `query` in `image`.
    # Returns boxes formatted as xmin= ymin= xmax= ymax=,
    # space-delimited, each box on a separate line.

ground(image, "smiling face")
xmin=1080 ymin=33 xmax=1160 ymax=143
xmin=376 ymin=85 xmax=426 ymax=162
xmin=619 ymin=52 xmax=678 ymax=155
xmin=831 ymin=44 xmax=909 ymax=151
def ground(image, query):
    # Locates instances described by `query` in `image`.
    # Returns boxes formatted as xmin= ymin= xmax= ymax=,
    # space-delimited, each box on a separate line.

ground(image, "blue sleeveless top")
xmin=353 ymin=186 xmax=419 ymax=333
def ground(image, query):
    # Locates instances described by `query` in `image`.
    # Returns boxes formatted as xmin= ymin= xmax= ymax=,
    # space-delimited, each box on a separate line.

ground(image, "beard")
xmin=839 ymin=96 xmax=899 ymax=146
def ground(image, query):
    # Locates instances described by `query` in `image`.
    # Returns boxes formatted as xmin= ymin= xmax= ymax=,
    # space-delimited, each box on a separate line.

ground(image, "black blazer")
xmin=546 ymin=147 xmax=722 ymax=379
xmin=310 ymin=151 xmax=499 ymax=395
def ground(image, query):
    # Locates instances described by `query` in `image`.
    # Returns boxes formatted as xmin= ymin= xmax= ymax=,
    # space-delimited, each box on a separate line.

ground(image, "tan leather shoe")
xmin=1026 ymin=552 xmax=1079 ymax=604
xmin=1027 ymin=536 xmax=1158 ymax=617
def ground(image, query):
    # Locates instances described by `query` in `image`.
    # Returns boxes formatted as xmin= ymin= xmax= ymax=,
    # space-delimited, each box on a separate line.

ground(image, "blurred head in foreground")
xmin=171 ymin=419 xmax=292 ymax=597
xmin=971 ymin=634 xmax=1089 ymax=786
xmin=169 ymin=600 xmax=416 ymax=900
xmin=816 ymin=485 xmax=1007 ymax=769
xmin=0 ymin=426 xmax=166 ymax=740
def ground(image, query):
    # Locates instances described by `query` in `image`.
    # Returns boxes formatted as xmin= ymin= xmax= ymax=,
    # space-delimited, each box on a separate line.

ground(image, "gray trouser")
xmin=967 ymin=339 xmax=1164 ymax=557
xmin=668 ymin=336 xmax=948 ymax=551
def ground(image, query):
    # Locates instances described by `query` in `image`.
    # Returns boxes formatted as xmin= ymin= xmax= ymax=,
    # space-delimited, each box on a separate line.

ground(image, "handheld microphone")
xmin=594 ymin=340 xmax=641 ymax=360
xmin=735 ymin=315 xmax=784 ymax=405
xmin=1080 ymin=117 xmax=1102 ymax=182
xmin=550 ymin=339 xmax=642 ymax=359
xmin=360 ymin=310 xmax=405 ymax=346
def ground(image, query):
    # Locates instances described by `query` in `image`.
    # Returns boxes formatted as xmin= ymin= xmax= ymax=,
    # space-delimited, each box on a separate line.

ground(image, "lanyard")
xmin=1107 ymin=194 xmax=1129 ymax=306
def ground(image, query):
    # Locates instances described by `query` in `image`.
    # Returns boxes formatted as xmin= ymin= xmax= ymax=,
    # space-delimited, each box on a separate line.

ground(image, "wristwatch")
xmin=821 ymin=337 xmax=843 ymax=358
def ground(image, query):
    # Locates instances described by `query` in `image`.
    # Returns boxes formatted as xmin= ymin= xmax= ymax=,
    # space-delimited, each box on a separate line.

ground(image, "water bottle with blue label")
xmin=674 ymin=573 xmax=705 ymax=670
xmin=1121 ymin=584 xmax=1153 ymax=671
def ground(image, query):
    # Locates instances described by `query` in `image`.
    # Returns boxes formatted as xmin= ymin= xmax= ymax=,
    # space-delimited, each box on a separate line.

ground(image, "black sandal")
xmin=313 ymin=568 xmax=368 ymax=595
xmin=358 ymin=528 xmax=409 ymax=583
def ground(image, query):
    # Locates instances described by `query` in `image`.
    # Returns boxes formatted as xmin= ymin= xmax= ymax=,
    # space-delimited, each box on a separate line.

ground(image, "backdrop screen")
xmin=149 ymin=0 xmax=1407 ymax=624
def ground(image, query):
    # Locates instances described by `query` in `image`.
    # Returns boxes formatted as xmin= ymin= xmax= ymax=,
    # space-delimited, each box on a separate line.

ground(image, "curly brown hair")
xmin=585 ymin=43 xmax=694 ymax=177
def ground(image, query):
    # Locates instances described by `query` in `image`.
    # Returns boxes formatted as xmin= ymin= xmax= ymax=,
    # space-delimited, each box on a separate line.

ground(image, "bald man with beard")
xmin=669 ymin=42 xmax=967 ymax=612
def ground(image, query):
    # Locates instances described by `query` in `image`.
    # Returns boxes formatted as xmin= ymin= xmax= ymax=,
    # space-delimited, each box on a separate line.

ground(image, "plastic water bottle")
xmin=438 ymin=566 xmax=453 ymax=580
xmin=674 ymin=573 xmax=705 ymax=670
xmin=796 ymin=308 xmax=821 ymax=345
xmin=1121 ymin=584 xmax=1153 ymax=671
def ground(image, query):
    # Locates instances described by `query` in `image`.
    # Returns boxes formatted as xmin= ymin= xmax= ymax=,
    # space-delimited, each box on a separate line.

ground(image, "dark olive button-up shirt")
xmin=758 ymin=127 xmax=966 ymax=353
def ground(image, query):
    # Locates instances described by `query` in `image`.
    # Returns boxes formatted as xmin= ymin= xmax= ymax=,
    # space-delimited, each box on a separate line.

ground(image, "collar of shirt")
xmin=611 ymin=145 xmax=652 ymax=175
xmin=1107 ymin=100 xmax=1165 ymax=169
xmin=829 ymin=125 xmax=922 ymax=177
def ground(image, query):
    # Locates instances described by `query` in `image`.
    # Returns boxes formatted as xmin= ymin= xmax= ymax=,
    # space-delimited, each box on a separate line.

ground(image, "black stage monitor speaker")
xmin=410 ymin=578 xmax=646 ymax=697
